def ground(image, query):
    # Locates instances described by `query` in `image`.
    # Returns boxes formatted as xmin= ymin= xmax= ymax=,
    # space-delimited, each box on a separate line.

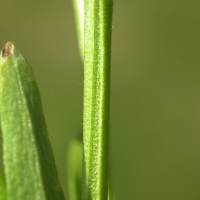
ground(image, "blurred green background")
xmin=1 ymin=0 xmax=200 ymax=199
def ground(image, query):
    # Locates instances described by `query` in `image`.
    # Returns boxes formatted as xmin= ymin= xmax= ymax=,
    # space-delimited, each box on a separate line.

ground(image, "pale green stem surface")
xmin=83 ymin=0 xmax=113 ymax=200
xmin=0 ymin=42 xmax=65 ymax=200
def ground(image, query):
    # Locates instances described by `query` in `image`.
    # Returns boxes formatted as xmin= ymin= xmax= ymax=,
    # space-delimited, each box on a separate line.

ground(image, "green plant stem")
xmin=83 ymin=0 xmax=113 ymax=199
xmin=73 ymin=0 xmax=84 ymax=61
xmin=0 ymin=42 xmax=65 ymax=200
xmin=68 ymin=134 xmax=83 ymax=200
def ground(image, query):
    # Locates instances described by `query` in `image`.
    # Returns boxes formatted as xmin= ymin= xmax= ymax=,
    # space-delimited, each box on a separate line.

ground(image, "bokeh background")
xmin=1 ymin=1 xmax=200 ymax=199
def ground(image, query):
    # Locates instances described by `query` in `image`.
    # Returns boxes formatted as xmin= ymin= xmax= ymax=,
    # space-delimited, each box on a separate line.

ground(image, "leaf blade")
xmin=0 ymin=42 xmax=65 ymax=200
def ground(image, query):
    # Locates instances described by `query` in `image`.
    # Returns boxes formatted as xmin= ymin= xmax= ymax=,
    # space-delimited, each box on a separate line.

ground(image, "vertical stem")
xmin=73 ymin=0 xmax=84 ymax=61
xmin=83 ymin=0 xmax=113 ymax=199
xmin=68 ymin=135 xmax=83 ymax=200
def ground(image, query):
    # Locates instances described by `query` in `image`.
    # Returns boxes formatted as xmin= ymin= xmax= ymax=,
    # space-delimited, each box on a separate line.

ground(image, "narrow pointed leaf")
xmin=0 ymin=42 xmax=65 ymax=200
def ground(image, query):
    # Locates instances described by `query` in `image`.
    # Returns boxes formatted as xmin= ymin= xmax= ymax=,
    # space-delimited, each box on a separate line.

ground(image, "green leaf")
xmin=0 ymin=42 xmax=65 ymax=200
xmin=67 ymin=134 xmax=83 ymax=200
xmin=83 ymin=0 xmax=113 ymax=199
xmin=0 ymin=166 xmax=7 ymax=200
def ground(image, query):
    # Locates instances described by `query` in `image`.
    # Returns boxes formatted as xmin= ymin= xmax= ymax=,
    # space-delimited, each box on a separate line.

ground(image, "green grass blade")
xmin=0 ymin=166 xmax=7 ymax=200
xmin=83 ymin=0 xmax=113 ymax=199
xmin=0 ymin=42 xmax=65 ymax=200
xmin=67 ymin=134 xmax=83 ymax=200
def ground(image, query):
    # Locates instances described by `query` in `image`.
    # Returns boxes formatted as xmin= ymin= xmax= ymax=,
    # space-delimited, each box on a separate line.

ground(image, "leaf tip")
xmin=1 ymin=42 xmax=14 ymax=58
